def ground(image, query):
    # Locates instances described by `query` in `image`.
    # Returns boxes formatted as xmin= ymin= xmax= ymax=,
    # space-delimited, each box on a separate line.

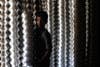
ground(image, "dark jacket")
xmin=31 ymin=27 xmax=52 ymax=67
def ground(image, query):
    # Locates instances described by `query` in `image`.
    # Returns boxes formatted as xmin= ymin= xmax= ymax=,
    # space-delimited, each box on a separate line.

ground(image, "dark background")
xmin=89 ymin=0 xmax=99 ymax=67
xmin=75 ymin=0 xmax=99 ymax=67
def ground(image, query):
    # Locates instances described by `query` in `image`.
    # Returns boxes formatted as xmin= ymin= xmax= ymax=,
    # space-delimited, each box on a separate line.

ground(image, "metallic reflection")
xmin=0 ymin=0 xmax=90 ymax=67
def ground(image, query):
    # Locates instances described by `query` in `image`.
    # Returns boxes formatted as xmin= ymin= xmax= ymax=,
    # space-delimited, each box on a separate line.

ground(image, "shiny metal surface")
xmin=0 ymin=0 xmax=90 ymax=67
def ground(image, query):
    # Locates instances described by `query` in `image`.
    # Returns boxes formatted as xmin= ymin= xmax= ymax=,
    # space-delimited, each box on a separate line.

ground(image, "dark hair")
xmin=35 ymin=11 xmax=48 ymax=24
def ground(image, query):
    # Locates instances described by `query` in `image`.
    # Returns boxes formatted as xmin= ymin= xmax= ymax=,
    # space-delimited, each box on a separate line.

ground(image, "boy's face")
xmin=36 ymin=16 xmax=41 ymax=27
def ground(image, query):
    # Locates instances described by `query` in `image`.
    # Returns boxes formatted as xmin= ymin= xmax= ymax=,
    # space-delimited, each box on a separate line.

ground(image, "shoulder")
xmin=42 ymin=29 xmax=51 ymax=38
